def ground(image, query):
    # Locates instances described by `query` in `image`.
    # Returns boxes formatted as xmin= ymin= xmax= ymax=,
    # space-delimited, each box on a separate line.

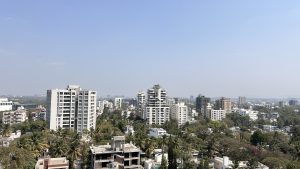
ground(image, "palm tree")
xmin=49 ymin=139 xmax=68 ymax=157
xmin=143 ymin=138 xmax=154 ymax=158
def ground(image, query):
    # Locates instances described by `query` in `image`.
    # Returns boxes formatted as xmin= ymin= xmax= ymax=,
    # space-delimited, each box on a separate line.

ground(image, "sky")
xmin=1 ymin=1 xmax=300 ymax=98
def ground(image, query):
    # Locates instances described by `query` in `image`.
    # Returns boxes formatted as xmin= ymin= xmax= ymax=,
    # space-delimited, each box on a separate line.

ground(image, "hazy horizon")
xmin=1 ymin=1 xmax=300 ymax=98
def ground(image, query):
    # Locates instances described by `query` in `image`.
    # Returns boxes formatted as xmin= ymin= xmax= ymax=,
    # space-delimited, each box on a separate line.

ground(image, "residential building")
xmin=143 ymin=85 xmax=170 ymax=125
xmin=90 ymin=136 xmax=143 ymax=169
xmin=144 ymin=153 xmax=168 ymax=169
xmin=215 ymin=97 xmax=232 ymax=113
xmin=206 ymin=109 xmax=226 ymax=121
xmin=0 ymin=98 xmax=13 ymax=112
xmin=114 ymin=98 xmax=123 ymax=110
xmin=170 ymin=102 xmax=188 ymax=126
xmin=137 ymin=91 xmax=146 ymax=117
xmin=195 ymin=95 xmax=211 ymax=116
xmin=35 ymin=157 xmax=69 ymax=169
xmin=148 ymin=128 xmax=169 ymax=138
xmin=124 ymin=125 xmax=135 ymax=135
xmin=289 ymin=99 xmax=298 ymax=106
xmin=278 ymin=101 xmax=287 ymax=108
xmin=238 ymin=96 xmax=246 ymax=107
xmin=0 ymin=130 xmax=21 ymax=147
xmin=97 ymin=100 xmax=114 ymax=114
xmin=262 ymin=125 xmax=277 ymax=132
xmin=239 ymin=109 xmax=258 ymax=121
xmin=2 ymin=107 xmax=27 ymax=125
xmin=46 ymin=85 xmax=97 ymax=133
xmin=213 ymin=156 xmax=269 ymax=169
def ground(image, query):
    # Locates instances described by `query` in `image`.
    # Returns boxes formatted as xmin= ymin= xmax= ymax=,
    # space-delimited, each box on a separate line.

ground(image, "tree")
xmin=1 ymin=124 xmax=11 ymax=137
xmin=199 ymin=158 xmax=210 ymax=169
xmin=247 ymin=158 xmax=258 ymax=169
xmin=67 ymin=134 xmax=81 ymax=169
xmin=161 ymin=154 xmax=168 ymax=169
xmin=250 ymin=130 xmax=267 ymax=146
xmin=168 ymin=136 xmax=179 ymax=169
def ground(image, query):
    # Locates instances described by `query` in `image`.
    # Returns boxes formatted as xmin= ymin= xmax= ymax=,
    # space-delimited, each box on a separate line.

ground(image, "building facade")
xmin=238 ymin=96 xmax=246 ymax=107
xmin=114 ymin=98 xmax=123 ymax=110
xmin=195 ymin=95 xmax=211 ymax=116
xmin=170 ymin=102 xmax=188 ymax=126
xmin=90 ymin=136 xmax=143 ymax=169
xmin=143 ymin=85 xmax=170 ymax=125
xmin=137 ymin=91 xmax=146 ymax=118
xmin=2 ymin=107 xmax=27 ymax=125
xmin=206 ymin=109 xmax=226 ymax=121
xmin=35 ymin=157 xmax=69 ymax=169
xmin=0 ymin=98 xmax=13 ymax=112
xmin=215 ymin=97 xmax=232 ymax=113
xmin=46 ymin=85 xmax=97 ymax=133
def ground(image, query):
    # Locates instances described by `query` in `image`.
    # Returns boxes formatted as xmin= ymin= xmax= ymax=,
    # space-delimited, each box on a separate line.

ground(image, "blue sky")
xmin=1 ymin=1 xmax=300 ymax=98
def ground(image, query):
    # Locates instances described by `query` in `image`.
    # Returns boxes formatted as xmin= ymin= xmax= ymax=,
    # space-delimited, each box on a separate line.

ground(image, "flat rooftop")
xmin=90 ymin=143 xmax=140 ymax=154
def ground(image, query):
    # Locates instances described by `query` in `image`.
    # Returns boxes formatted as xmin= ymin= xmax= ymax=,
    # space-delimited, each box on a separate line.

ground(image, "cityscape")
xmin=1 ymin=84 xmax=300 ymax=169
xmin=1 ymin=1 xmax=300 ymax=169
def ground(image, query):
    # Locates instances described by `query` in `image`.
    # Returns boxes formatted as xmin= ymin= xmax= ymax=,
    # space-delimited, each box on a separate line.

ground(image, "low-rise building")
xmin=262 ymin=125 xmax=277 ymax=132
xmin=144 ymin=153 xmax=168 ymax=169
xmin=90 ymin=136 xmax=143 ymax=169
xmin=239 ymin=109 xmax=258 ymax=121
xmin=213 ymin=156 xmax=269 ymax=169
xmin=0 ymin=130 xmax=21 ymax=147
xmin=2 ymin=107 xmax=27 ymax=125
xmin=148 ymin=128 xmax=169 ymax=138
xmin=35 ymin=157 xmax=69 ymax=169
xmin=124 ymin=125 xmax=135 ymax=135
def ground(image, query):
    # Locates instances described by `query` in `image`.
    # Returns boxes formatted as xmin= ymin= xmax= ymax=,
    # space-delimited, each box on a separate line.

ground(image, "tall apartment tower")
xmin=143 ymin=85 xmax=170 ymax=125
xmin=170 ymin=102 xmax=188 ymax=126
xmin=137 ymin=91 xmax=146 ymax=117
xmin=196 ymin=95 xmax=211 ymax=116
xmin=114 ymin=97 xmax=123 ymax=110
xmin=238 ymin=96 xmax=246 ymax=107
xmin=215 ymin=97 xmax=232 ymax=113
xmin=46 ymin=85 xmax=97 ymax=133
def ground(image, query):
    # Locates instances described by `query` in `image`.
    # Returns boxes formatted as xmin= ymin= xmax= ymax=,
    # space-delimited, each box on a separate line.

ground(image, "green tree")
xmin=250 ymin=130 xmax=267 ymax=146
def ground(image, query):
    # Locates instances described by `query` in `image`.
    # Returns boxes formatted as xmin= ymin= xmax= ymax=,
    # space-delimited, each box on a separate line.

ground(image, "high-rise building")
xmin=114 ymin=97 xmax=123 ymax=109
xmin=278 ymin=101 xmax=287 ymax=108
xmin=143 ymin=85 xmax=170 ymax=125
xmin=195 ymin=95 xmax=211 ymax=115
xmin=215 ymin=97 xmax=232 ymax=113
xmin=170 ymin=102 xmax=188 ymax=126
xmin=238 ymin=96 xmax=246 ymax=107
xmin=289 ymin=99 xmax=298 ymax=106
xmin=206 ymin=109 xmax=226 ymax=121
xmin=46 ymin=85 xmax=97 ymax=133
xmin=137 ymin=91 xmax=146 ymax=117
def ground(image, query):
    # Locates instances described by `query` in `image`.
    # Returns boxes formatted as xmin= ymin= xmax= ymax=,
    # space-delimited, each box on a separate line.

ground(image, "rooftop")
xmin=90 ymin=143 xmax=140 ymax=154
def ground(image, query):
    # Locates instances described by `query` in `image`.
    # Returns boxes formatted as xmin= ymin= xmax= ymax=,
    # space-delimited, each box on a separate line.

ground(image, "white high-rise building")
xmin=137 ymin=91 xmax=145 ymax=117
xmin=144 ymin=85 xmax=170 ymax=125
xmin=114 ymin=98 xmax=123 ymax=109
xmin=46 ymin=85 xmax=97 ymax=133
xmin=171 ymin=102 xmax=188 ymax=126
xmin=0 ymin=98 xmax=13 ymax=112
